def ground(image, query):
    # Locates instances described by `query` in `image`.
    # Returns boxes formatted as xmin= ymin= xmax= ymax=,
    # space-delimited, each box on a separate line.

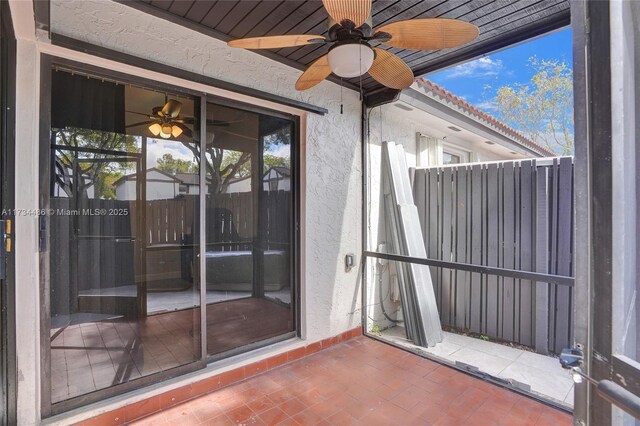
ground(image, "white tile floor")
xmin=381 ymin=327 xmax=575 ymax=408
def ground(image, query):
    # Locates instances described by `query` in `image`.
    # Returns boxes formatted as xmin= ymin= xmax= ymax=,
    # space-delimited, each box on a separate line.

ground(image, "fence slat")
xmin=535 ymin=165 xmax=550 ymax=354
xmin=554 ymin=158 xmax=573 ymax=353
xmin=414 ymin=169 xmax=428 ymax=248
xmin=455 ymin=166 xmax=468 ymax=329
xmin=441 ymin=167 xmax=454 ymax=325
xmin=486 ymin=164 xmax=499 ymax=337
xmin=502 ymin=162 xmax=516 ymax=341
xmin=470 ymin=164 xmax=482 ymax=333
xmin=519 ymin=160 xmax=534 ymax=347
xmin=549 ymin=160 xmax=559 ymax=351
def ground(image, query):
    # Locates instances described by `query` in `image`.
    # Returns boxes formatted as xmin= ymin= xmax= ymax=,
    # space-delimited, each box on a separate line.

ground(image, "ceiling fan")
xmin=126 ymin=99 xmax=236 ymax=139
xmin=227 ymin=0 xmax=479 ymax=91
xmin=126 ymin=99 xmax=193 ymax=139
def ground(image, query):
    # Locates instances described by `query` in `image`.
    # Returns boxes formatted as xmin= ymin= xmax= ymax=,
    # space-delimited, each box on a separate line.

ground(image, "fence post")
xmin=535 ymin=166 xmax=550 ymax=354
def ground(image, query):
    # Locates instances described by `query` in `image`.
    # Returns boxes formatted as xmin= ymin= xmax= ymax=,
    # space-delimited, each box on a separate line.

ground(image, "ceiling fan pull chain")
xmin=359 ymin=44 xmax=363 ymax=101
xmin=340 ymin=78 xmax=344 ymax=114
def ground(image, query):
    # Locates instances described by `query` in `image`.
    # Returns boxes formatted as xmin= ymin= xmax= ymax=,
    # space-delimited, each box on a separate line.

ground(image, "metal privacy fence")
xmin=411 ymin=157 xmax=574 ymax=354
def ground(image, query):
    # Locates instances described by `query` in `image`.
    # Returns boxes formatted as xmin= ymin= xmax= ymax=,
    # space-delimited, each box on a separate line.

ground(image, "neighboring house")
xmin=224 ymin=167 xmax=290 ymax=193
xmin=263 ymin=166 xmax=290 ymax=192
xmin=174 ymin=172 xmax=200 ymax=195
xmin=225 ymin=175 xmax=251 ymax=193
xmin=113 ymin=168 xmax=182 ymax=200
xmin=384 ymin=78 xmax=554 ymax=167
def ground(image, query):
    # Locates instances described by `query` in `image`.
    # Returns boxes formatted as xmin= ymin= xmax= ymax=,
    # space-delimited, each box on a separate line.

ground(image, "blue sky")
xmin=425 ymin=28 xmax=572 ymax=113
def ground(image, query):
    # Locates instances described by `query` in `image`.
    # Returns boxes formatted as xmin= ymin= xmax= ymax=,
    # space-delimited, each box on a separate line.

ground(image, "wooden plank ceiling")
xmin=131 ymin=0 xmax=570 ymax=94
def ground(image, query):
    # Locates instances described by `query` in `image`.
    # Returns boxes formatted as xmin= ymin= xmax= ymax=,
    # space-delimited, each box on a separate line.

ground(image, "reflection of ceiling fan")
xmin=126 ymin=100 xmax=239 ymax=140
xmin=227 ymin=0 xmax=479 ymax=91
xmin=126 ymin=99 xmax=192 ymax=139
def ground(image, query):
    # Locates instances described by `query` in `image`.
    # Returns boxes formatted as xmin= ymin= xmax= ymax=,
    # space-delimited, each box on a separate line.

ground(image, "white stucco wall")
xmin=10 ymin=0 xmax=364 ymax=423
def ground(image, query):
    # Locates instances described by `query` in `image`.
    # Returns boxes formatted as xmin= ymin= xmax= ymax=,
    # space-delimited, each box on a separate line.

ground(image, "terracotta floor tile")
xmin=226 ymin=404 xmax=261 ymax=425
xmin=341 ymin=396 xmax=379 ymax=420
xmin=290 ymin=408 xmax=325 ymax=425
xmin=277 ymin=397 xmax=307 ymax=417
xmin=356 ymin=410 xmax=393 ymax=426
xmin=274 ymin=418 xmax=299 ymax=426
xmin=389 ymin=384 xmax=429 ymax=411
xmin=535 ymin=406 xmax=572 ymax=426
xmin=247 ymin=395 xmax=277 ymax=414
xmin=326 ymin=410 xmax=358 ymax=426
xmin=110 ymin=337 xmax=571 ymax=426
xmin=267 ymin=387 xmax=296 ymax=405
xmin=295 ymin=387 xmax=326 ymax=407
xmin=307 ymin=397 xmax=344 ymax=419
xmin=258 ymin=407 xmax=289 ymax=426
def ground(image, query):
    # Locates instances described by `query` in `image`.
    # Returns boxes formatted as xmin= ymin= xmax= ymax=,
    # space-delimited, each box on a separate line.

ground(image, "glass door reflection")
xmin=204 ymin=102 xmax=294 ymax=357
xmin=48 ymin=70 xmax=201 ymax=404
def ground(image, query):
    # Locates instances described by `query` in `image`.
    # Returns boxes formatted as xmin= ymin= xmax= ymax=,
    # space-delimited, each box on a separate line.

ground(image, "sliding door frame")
xmin=203 ymin=94 xmax=300 ymax=362
xmin=0 ymin=1 xmax=17 ymax=423
xmin=39 ymin=55 xmax=207 ymax=417
xmin=39 ymin=55 xmax=301 ymax=416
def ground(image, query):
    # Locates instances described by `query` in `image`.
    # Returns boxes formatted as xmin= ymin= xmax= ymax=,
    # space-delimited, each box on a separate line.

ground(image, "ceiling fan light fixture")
xmin=160 ymin=124 xmax=173 ymax=139
xmin=148 ymin=122 xmax=162 ymax=137
xmin=171 ymin=125 xmax=183 ymax=138
xmin=328 ymin=43 xmax=374 ymax=78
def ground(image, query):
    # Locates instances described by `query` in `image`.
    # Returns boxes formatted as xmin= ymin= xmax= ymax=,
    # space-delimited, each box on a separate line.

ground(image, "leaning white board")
xmin=383 ymin=141 xmax=443 ymax=347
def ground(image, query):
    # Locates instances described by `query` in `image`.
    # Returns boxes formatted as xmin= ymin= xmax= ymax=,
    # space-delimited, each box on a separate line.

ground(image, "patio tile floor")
xmin=131 ymin=336 xmax=571 ymax=425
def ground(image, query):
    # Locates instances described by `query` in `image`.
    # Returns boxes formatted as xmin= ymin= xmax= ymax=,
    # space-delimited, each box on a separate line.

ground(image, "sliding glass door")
xmin=203 ymin=101 xmax=295 ymax=357
xmin=47 ymin=69 xmax=201 ymax=408
xmin=42 ymin=62 xmax=298 ymax=414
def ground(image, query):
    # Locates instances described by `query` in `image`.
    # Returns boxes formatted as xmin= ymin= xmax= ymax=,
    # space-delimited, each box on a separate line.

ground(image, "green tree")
xmin=54 ymin=127 xmax=139 ymax=199
xmin=179 ymin=125 xmax=292 ymax=194
xmin=156 ymin=153 xmax=194 ymax=174
xmin=494 ymin=57 xmax=574 ymax=155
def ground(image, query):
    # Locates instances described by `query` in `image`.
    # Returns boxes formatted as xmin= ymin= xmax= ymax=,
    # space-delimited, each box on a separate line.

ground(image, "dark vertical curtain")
xmin=51 ymin=71 xmax=125 ymax=133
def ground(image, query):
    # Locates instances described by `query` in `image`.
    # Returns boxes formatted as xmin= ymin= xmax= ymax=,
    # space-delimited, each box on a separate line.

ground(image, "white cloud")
xmin=146 ymin=139 xmax=198 ymax=168
xmin=476 ymin=100 xmax=499 ymax=112
xmin=443 ymin=58 xmax=504 ymax=79
xmin=265 ymin=143 xmax=291 ymax=158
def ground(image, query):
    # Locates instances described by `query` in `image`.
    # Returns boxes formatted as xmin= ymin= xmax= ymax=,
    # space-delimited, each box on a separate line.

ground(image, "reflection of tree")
xmin=54 ymin=127 xmax=138 ymax=199
xmin=156 ymin=153 xmax=198 ymax=174
xmin=222 ymin=152 xmax=291 ymax=178
xmin=179 ymin=125 xmax=291 ymax=194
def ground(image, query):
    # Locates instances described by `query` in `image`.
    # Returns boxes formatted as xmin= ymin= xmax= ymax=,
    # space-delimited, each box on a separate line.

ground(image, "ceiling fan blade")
xmin=368 ymin=48 xmax=414 ymax=90
xmin=179 ymin=117 xmax=233 ymax=127
xmin=228 ymin=34 xmax=326 ymax=49
xmin=125 ymin=120 xmax=152 ymax=129
xmin=162 ymin=100 xmax=183 ymax=119
xmin=375 ymin=18 xmax=479 ymax=50
xmin=295 ymin=54 xmax=332 ymax=91
xmin=126 ymin=110 xmax=153 ymax=117
xmin=323 ymin=0 xmax=371 ymax=28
